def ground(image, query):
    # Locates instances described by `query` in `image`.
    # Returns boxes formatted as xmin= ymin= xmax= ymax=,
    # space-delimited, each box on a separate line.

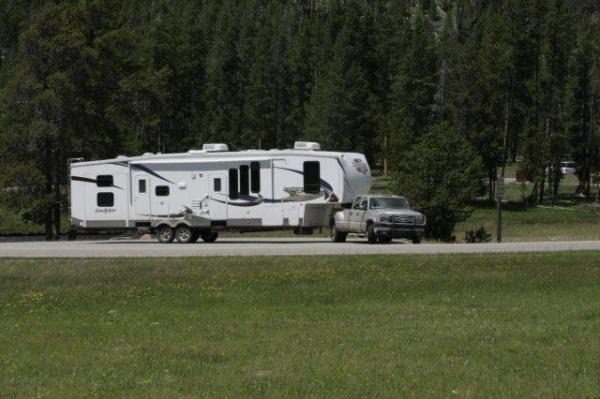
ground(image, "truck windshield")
xmin=370 ymin=197 xmax=410 ymax=209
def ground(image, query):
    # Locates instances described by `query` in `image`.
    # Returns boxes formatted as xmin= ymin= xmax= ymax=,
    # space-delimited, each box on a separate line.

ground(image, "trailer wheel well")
xmin=175 ymin=223 xmax=188 ymax=229
xmin=156 ymin=223 xmax=171 ymax=231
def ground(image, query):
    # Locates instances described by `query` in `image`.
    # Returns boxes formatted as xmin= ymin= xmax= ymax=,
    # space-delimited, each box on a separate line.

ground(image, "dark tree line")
xmin=1 ymin=0 xmax=600 ymax=239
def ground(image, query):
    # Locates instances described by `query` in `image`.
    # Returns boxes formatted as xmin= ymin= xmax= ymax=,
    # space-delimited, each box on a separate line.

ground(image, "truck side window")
xmin=303 ymin=161 xmax=320 ymax=194
xmin=251 ymin=161 xmax=260 ymax=193
xmin=97 ymin=192 xmax=114 ymax=207
xmin=240 ymin=165 xmax=249 ymax=196
xmin=359 ymin=198 xmax=368 ymax=210
xmin=96 ymin=175 xmax=113 ymax=187
xmin=370 ymin=198 xmax=379 ymax=209
xmin=229 ymin=168 xmax=238 ymax=200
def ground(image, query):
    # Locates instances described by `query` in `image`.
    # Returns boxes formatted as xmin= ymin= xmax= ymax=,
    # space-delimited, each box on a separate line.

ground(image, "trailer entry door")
xmin=208 ymin=173 xmax=227 ymax=222
xmin=134 ymin=174 xmax=150 ymax=220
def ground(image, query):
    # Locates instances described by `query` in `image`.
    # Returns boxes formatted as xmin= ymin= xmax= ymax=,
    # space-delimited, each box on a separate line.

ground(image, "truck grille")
xmin=390 ymin=215 xmax=424 ymax=225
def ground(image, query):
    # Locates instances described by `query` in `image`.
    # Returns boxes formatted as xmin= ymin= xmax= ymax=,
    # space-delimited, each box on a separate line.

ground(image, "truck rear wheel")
xmin=412 ymin=235 xmax=422 ymax=244
xmin=157 ymin=225 xmax=174 ymax=243
xmin=331 ymin=225 xmax=347 ymax=243
xmin=201 ymin=231 xmax=219 ymax=243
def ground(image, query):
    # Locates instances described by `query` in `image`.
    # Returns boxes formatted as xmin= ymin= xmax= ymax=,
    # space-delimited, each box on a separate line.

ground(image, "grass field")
xmin=1 ymin=253 xmax=600 ymax=397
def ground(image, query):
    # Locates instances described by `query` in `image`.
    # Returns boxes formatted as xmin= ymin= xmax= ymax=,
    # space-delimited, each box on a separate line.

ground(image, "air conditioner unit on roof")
xmin=294 ymin=141 xmax=320 ymax=151
xmin=202 ymin=143 xmax=229 ymax=152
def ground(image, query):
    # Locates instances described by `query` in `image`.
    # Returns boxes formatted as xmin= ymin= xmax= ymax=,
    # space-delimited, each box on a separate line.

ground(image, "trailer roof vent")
xmin=294 ymin=141 xmax=320 ymax=151
xmin=202 ymin=143 xmax=229 ymax=152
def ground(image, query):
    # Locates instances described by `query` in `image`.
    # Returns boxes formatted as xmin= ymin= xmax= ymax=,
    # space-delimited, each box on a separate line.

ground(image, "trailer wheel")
xmin=190 ymin=230 xmax=200 ymax=243
xmin=330 ymin=224 xmax=347 ymax=242
xmin=411 ymin=235 xmax=422 ymax=244
xmin=157 ymin=225 xmax=175 ymax=243
xmin=200 ymin=231 xmax=219 ymax=243
xmin=175 ymin=225 xmax=194 ymax=243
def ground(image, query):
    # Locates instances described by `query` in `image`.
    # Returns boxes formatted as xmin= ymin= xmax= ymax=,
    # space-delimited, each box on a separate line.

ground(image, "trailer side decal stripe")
xmin=71 ymin=175 xmax=124 ymax=190
xmin=111 ymin=161 xmax=175 ymax=185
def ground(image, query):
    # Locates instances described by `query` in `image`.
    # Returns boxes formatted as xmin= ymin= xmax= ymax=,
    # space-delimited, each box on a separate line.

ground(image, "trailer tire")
xmin=331 ymin=224 xmax=347 ymax=242
xmin=201 ymin=231 xmax=219 ymax=243
xmin=175 ymin=225 xmax=195 ymax=243
xmin=411 ymin=235 xmax=422 ymax=244
xmin=190 ymin=230 xmax=200 ymax=243
xmin=157 ymin=225 xmax=175 ymax=243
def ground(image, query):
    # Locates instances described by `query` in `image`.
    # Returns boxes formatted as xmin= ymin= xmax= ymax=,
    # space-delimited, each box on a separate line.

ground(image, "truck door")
xmin=348 ymin=197 xmax=366 ymax=232
xmin=208 ymin=173 xmax=227 ymax=221
xmin=133 ymin=174 xmax=150 ymax=220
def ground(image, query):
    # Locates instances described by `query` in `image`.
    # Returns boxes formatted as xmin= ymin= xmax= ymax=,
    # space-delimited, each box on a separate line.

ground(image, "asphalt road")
xmin=1 ymin=238 xmax=600 ymax=258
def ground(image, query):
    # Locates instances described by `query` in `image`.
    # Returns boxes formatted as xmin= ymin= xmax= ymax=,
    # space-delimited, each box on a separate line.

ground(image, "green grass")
xmin=2 ymin=253 xmax=600 ymax=397
xmin=457 ymin=203 xmax=600 ymax=242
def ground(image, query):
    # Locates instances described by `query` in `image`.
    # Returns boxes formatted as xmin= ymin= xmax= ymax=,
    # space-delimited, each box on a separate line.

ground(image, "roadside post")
xmin=594 ymin=173 xmax=600 ymax=205
xmin=496 ymin=176 xmax=504 ymax=243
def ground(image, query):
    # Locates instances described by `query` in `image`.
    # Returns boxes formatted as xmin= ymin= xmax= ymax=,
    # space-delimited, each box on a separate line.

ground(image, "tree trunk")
xmin=540 ymin=169 xmax=546 ymax=203
xmin=383 ymin=131 xmax=389 ymax=176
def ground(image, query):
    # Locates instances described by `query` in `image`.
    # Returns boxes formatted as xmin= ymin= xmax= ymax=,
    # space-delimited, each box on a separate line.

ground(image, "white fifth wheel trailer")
xmin=70 ymin=142 xmax=371 ymax=243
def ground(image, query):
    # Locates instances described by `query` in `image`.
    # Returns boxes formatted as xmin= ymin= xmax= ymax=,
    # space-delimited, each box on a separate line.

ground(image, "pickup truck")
xmin=331 ymin=195 xmax=426 ymax=244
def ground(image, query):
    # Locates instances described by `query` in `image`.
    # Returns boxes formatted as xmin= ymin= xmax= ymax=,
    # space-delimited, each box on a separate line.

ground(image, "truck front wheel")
xmin=367 ymin=223 xmax=378 ymax=244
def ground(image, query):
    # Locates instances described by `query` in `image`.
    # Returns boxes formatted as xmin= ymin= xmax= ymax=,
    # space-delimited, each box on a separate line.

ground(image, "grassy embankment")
xmin=1 ymin=253 xmax=600 ymax=397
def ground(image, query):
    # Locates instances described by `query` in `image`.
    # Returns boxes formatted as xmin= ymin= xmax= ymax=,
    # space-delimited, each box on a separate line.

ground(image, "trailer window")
xmin=155 ymin=186 xmax=169 ymax=196
xmin=96 ymin=175 xmax=113 ymax=187
xmin=240 ymin=165 xmax=249 ymax=196
xmin=97 ymin=192 xmax=114 ymax=207
xmin=213 ymin=178 xmax=221 ymax=192
xmin=251 ymin=161 xmax=260 ymax=193
xmin=138 ymin=179 xmax=146 ymax=193
xmin=229 ymin=169 xmax=238 ymax=200
xmin=303 ymin=161 xmax=320 ymax=194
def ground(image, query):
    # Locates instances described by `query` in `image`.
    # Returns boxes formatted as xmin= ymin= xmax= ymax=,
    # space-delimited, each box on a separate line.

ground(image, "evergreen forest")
xmin=1 ymin=0 xmax=600 ymax=239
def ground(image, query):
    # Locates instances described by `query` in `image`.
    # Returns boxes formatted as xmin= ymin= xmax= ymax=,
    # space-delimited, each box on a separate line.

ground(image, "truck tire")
xmin=157 ymin=225 xmax=175 ymax=243
xmin=367 ymin=223 xmax=378 ymax=244
xmin=190 ymin=229 xmax=200 ymax=243
xmin=201 ymin=231 xmax=219 ymax=243
xmin=175 ymin=225 xmax=194 ymax=243
xmin=412 ymin=235 xmax=422 ymax=244
xmin=331 ymin=224 xmax=347 ymax=243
